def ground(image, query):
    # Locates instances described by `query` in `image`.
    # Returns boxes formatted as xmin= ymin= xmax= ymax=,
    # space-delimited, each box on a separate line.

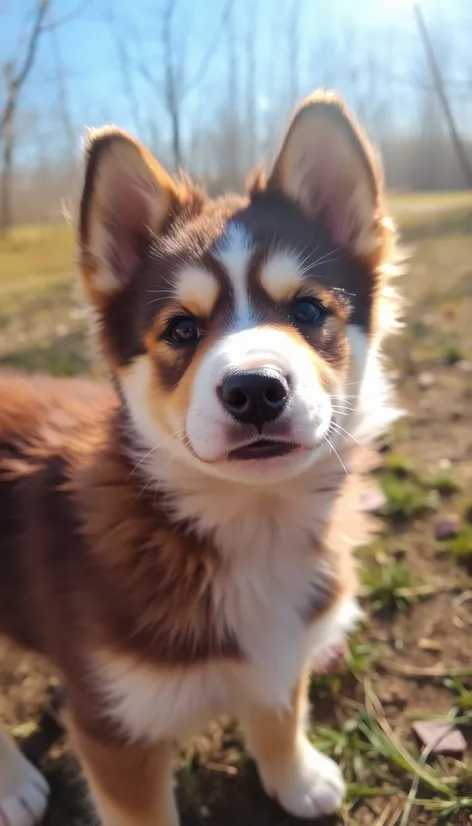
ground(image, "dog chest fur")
xmin=88 ymin=472 xmax=361 ymax=742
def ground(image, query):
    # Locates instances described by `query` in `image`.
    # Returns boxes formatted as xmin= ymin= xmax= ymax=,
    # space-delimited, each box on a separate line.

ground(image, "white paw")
xmin=262 ymin=737 xmax=345 ymax=819
xmin=0 ymin=745 xmax=49 ymax=826
xmin=0 ymin=776 xmax=49 ymax=826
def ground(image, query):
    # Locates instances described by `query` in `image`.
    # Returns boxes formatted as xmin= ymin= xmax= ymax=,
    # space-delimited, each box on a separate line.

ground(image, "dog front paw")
xmin=0 ymin=733 xmax=49 ymax=826
xmin=262 ymin=736 xmax=345 ymax=819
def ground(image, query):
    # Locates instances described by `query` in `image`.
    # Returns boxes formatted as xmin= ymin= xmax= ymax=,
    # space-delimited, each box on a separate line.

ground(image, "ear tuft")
xmin=267 ymin=89 xmax=388 ymax=264
xmin=78 ymin=127 xmax=178 ymax=305
xmin=246 ymin=165 xmax=268 ymax=196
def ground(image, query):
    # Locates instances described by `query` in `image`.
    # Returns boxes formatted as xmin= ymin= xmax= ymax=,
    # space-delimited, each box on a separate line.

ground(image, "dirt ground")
xmin=1 ymin=196 xmax=472 ymax=825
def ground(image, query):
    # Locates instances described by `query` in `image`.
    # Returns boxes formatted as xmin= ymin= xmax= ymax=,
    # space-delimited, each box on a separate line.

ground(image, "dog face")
xmin=78 ymin=91 xmax=393 ymax=484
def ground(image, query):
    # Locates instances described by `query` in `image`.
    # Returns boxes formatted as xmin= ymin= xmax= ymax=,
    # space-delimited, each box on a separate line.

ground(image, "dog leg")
xmin=0 ymin=730 xmax=50 ymax=826
xmin=67 ymin=717 xmax=178 ymax=826
xmin=241 ymin=670 xmax=345 ymax=819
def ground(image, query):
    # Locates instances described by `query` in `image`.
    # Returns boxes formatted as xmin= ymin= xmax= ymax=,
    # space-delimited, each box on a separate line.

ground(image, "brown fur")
xmin=242 ymin=668 xmax=310 ymax=786
xmin=68 ymin=715 xmax=177 ymax=826
xmin=0 ymin=370 xmax=356 ymax=671
xmin=0 ymin=366 xmax=361 ymax=745
xmin=0 ymin=90 xmax=395 ymax=825
xmin=0 ymin=372 xmax=240 ymax=666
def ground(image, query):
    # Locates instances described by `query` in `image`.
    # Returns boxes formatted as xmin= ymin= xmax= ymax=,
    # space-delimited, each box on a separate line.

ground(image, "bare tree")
xmin=107 ymin=13 xmax=144 ymax=137
xmin=413 ymin=2 xmax=472 ymax=187
xmin=244 ymin=6 xmax=258 ymax=169
xmin=224 ymin=3 xmax=240 ymax=186
xmin=137 ymin=0 xmax=233 ymax=171
xmin=161 ymin=0 xmax=182 ymax=170
xmin=287 ymin=0 xmax=303 ymax=108
xmin=48 ymin=9 xmax=76 ymax=160
xmin=0 ymin=0 xmax=49 ymax=229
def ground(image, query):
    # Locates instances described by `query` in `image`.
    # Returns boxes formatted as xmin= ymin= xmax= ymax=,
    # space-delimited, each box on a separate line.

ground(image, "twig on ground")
xmin=380 ymin=661 xmax=472 ymax=681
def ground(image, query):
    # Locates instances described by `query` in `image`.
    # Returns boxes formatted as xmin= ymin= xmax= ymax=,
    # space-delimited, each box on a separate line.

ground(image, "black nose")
xmin=219 ymin=368 xmax=289 ymax=431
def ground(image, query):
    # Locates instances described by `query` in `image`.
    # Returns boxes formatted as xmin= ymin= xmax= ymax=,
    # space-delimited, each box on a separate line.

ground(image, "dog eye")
xmin=166 ymin=316 xmax=200 ymax=345
xmin=291 ymin=297 xmax=327 ymax=327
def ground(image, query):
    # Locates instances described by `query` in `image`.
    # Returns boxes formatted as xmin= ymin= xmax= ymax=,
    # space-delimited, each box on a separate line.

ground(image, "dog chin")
xmin=189 ymin=440 xmax=322 ymax=485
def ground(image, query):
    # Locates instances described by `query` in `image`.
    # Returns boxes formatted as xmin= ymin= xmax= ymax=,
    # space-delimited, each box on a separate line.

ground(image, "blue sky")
xmin=1 ymin=0 xmax=471 ymax=167
xmin=0 ymin=0 xmax=414 ymax=127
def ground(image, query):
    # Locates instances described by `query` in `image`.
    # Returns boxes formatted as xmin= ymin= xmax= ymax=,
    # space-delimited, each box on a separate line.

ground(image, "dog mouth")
xmin=227 ymin=439 xmax=298 ymax=461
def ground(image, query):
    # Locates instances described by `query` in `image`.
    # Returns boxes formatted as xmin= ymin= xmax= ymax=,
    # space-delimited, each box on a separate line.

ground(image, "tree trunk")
xmin=0 ymin=115 xmax=14 ymax=230
xmin=169 ymin=99 xmax=182 ymax=171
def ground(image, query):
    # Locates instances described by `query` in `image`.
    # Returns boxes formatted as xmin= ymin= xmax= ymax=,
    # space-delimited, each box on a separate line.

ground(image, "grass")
xmin=0 ymin=224 xmax=91 ymax=376
xmin=435 ymin=499 xmax=472 ymax=564
xmin=361 ymin=560 xmax=420 ymax=614
xmin=0 ymin=224 xmax=74 ymax=280
xmin=377 ymin=473 xmax=433 ymax=521
xmin=421 ymin=470 xmax=461 ymax=497
xmin=440 ymin=340 xmax=467 ymax=366
xmin=309 ymin=680 xmax=471 ymax=823
xmin=373 ymin=455 xmax=428 ymax=521
xmin=309 ymin=635 xmax=385 ymax=699
xmin=382 ymin=453 xmax=415 ymax=479
xmin=441 ymin=525 xmax=472 ymax=564
xmin=444 ymin=678 xmax=472 ymax=724
xmin=2 ymin=194 xmax=472 ymax=825
xmin=373 ymin=454 xmax=463 ymax=521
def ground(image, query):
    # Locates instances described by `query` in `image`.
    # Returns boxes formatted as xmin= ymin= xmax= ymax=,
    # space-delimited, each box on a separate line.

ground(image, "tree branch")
xmin=181 ymin=0 xmax=233 ymax=98
xmin=39 ymin=0 xmax=92 ymax=33
xmin=11 ymin=0 xmax=49 ymax=93
xmin=105 ymin=9 xmax=144 ymax=135
xmin=0 ymin=0 xmax=49 ymax=135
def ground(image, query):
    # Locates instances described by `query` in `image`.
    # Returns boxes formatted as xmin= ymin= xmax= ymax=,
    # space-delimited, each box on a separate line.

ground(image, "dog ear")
xmin=267 ymin=90 xmax=389 ymax=264
xmin=78 ymin=127 xmax=179 ymax=306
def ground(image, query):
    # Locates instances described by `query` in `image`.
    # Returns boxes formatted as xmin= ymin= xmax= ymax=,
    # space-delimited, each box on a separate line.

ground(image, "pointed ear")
xmin=268 ymin=90 xmax=390 ymax=264
xmin=78 ymin=127 xmax=178 ymax=306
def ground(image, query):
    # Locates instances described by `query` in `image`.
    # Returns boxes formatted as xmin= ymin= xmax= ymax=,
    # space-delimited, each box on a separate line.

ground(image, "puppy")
xmin=0 ymin=90 xmax=399 ymax=826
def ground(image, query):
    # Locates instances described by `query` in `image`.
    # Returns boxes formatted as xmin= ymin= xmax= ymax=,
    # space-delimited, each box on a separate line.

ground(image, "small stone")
xmin=412 ymin=721 xmax=466 ymax=757
xmin=360 ymin=488 xmax=387 ymax=514
xmin=418 ymin=371 xmax=435 ymax=389
xmin=435 ymin=515 xmax=461 ymax=541
xmin=199 ymin=806 xmax=210 ymax=818
xmin=438 ymin=458 xmax=452 ymax=471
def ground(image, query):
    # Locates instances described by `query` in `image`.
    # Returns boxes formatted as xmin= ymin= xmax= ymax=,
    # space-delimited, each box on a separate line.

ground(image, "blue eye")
xmin=291 ymin=297 xmax=326 ymax=327
xmin=167 ymin=316 xmax=200 ymax=345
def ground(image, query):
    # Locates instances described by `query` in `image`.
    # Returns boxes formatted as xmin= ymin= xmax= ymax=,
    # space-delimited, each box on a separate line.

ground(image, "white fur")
xmin=174 ymin=265 xmax=218 ymax=313
xmin=92 ymin=595 xmax=361 ymax=743
xmin=260 ymin=250 xmax=303 ymax=300
xmin=257 ymin=734 xmax=346 ymax=818
xmin=121 ymin=225 xmax=398 ymax=485
xmin=186 ymin=324 xmax=333 ymax=472
xmin=347 ymin=325 xmax=400 ymax=442
xmin=0 ymin=732 xmax=49 ymax=826
xmin=215 ymin=223 xmax=254 ymax=328
xmin=113 ymin=220 xmax=396 ymax=768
